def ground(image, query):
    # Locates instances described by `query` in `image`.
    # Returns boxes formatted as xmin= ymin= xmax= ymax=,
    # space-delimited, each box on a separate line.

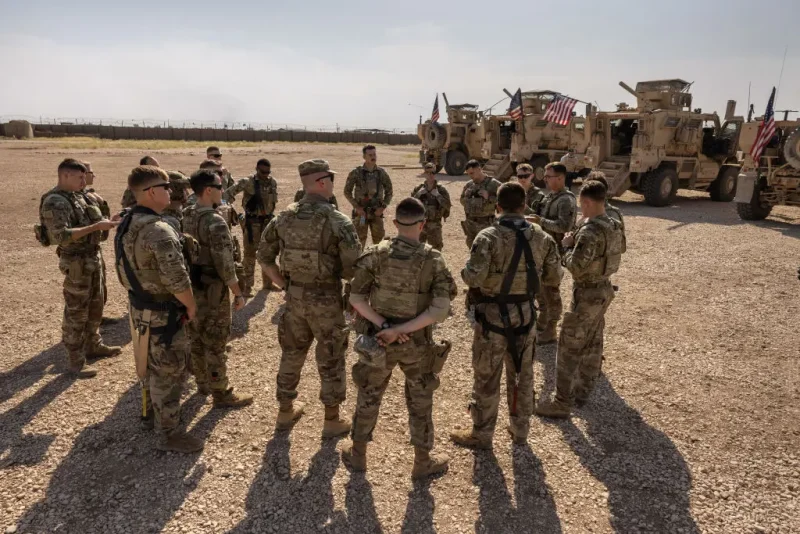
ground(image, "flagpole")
xmin=775 ymin=45 xmax=788 ymax=106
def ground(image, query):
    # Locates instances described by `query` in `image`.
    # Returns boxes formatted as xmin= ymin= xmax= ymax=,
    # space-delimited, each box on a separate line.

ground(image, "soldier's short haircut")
xmin=362 ymin=144 xmax=376 ymax=155
xmin=587 ymin=171 xmax=608 ymax=190
xmin=128 ymin=165 xmax=169 ymax=190
xmin=206 ymin=146 xmax=220 ymax=154
xmin=545 ymin=162 xmax=567 ymax=176
xmin=395 ymin=197 xmax=426 ymax=224
xmin=139 ymin=155 xmax=157 ymax=166
xmin=57 ymin=158 xmax=87 ymax=174
xmin=516 ymin=163 xmax=533 ymax=174
xmin=497 ymin=182 xmax=526 ymax=212
xmin=199 ymin=158 xmax=222 ymax=169
xmin=580 ymin=180 xmax=607 ymax=202
xmin=257 ymin=158 xmax=271 ymax=168
xmin=465 ymin=159 xmax=481 ymax=170
xmin=190 ymin=169 xmax=220 ymax=195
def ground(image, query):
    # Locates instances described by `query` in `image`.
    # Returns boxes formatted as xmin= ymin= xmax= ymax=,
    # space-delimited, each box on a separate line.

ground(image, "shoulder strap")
xmin=245 ymin=175 xmax=262 ymax=212
xmin=497 ymin=219 xmax=540 ymax=299
xmin=114 ymin=206 xmax=160 ymax=298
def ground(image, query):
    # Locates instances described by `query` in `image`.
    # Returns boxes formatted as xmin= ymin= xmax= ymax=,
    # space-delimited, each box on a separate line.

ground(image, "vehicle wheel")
xmin=530 ymin=156 xmax=549 ymax=187
xmin=426 ymin=123 xmax=446 ymax=150
xmin=735 ymin=180 xmax=772 ymax=220
xmin=444 ymin=150 xmax=468 ymax=176
xmin=709 ymin=166 xmax=738 ymax=202
xmin=642 ymin=167 xmax=678 ymax=207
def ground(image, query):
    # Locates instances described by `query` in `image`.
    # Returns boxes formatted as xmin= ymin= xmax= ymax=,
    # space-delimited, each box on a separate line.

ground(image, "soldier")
xmin=411 ymin=162 xmax=451 ymax=251
xmin=536 ymin=181 xmax=623 ymax=418
xmin=161 ymin=171 xmax=191 ymax=232
xmin=258 ymin=159 xmax=360 ymax=437
xmin=513 ymin=163 xmax=546 ymax=215
xmin=37 ymin=159 xmax=122 ymax=378
xmin=460 ymin=160 xmax=501 ymax=248
xmin=527 ymin=163 xmax=576 ymax=344
xmin=114 ymin=165 xmax=202 ymax=452
xmin=586 ymin=172 xmax=627 ymax=253
xmin=223 ymin=158 xmax=278 ymax=296
xmin=341 ymin=197 xmax=456 ymax=478
xmin=183 ymin=170 xmax=253 ymax=407
xmin=451 ymin=182 xmax=561 ymax=448
xmin=206 ymin=146 xmax=234 ymax=188
xmin=344 ymin=145 xmax=394 ymax=247
xmin=122 ymin=156 xmax=160 ymax=209
xmin=82 ymin=161 xmax=113 ymax=307
xmin=294 ymin=187 xmax=339 ymax=209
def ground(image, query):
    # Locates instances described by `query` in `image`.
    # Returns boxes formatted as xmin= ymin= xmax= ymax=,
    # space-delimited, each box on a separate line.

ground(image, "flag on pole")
xmin=750 ymin=87 xmax=776 ymax=165
xmin=431 ymin=94 xmax=440 ymax=123
xmin=508 ymin=88 xmax=523 ymax=120
xmin=543 ymin=94 xmax=579 ymax=126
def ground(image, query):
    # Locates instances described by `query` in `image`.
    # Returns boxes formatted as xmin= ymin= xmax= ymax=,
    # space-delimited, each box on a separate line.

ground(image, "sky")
xmin=1 ymin=0 xmax=799 ymax=131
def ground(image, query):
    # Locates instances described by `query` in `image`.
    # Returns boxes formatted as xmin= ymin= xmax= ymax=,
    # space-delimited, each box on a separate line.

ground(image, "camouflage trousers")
xmin=470 ymin=303 xmax=535 ymax=440
xmin=462 ymin=217 xmax=493 ymax=248
xmin=243 ymin=219 xmax=267 ymax=293
xmin=277 ymin=287 xmax=349 ymax=406
xmin=555 ymin=281 xmax=615 ymax=405
xmin=351 ymin=338 xmax=439 ymax=450
xmin=352 ymin=213 xmax=385 ymax=247
xmin=58 ymin=251 xmax=105 ymax=371
xmin=188 ymin=282 xmax=232 ymax=392
xmin=131 ymin=305 xmax=190 ymax=436
xmin=420 ymin=220 xmax=444 ymax=251
xmin=535 ymin=280 xmax=563 ymax=340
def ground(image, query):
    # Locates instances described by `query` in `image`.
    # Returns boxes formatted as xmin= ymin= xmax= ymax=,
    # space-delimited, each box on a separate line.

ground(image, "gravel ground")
xmin=1 ymin=140 xmax=798 ymax=534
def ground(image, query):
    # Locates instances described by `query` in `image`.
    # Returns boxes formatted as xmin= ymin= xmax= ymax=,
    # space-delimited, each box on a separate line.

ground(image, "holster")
xmin=424 ymin=340 xmax=452 ymax=375
xmin=129 ymin=309 xmax=152 ymax=380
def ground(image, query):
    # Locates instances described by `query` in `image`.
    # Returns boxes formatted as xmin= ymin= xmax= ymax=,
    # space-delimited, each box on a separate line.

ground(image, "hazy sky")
xmin=1 ymin=0 xmax=798 ymax=130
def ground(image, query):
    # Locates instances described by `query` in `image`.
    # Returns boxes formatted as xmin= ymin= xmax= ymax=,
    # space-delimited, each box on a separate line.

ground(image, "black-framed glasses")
xmin=142 ymin=182 xmax=170 ymax=192
xmin=316 ymin=174 xmax=335 ymax=183
xmin=517 ymin=173 xmax=532 ymax=179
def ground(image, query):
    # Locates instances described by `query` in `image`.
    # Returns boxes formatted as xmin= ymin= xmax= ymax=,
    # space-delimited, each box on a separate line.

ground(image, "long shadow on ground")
xmin=230 ymin=290 xmax=267 ymax=340
xmin=15 ymin=384 xmax=228 ymax=533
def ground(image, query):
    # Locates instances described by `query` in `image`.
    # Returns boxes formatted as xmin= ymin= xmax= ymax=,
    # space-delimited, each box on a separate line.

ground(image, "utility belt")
xmin=128 ymin=291 xmax=186 ymax=349
xmin=190 ymin=264 xmax=222 ymax=290
xmin=288 ymin=280 xmax=341 ymax=292
xmin=466 ymin=215 xmax=495 ymax=224
xmin=57 ymin=245 xmax=100 ymax=259
xmin=474 ymin=296 xmax=536 ymax=339
xmin=573 ymin=279 xmax=612 ymax=289
xmin=244 ymin=213 xmax=273 ymax=243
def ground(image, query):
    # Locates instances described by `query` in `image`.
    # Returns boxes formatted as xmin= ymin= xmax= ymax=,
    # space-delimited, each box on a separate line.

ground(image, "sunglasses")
xmin=517 ymin=173 xmax=532 ymax=179
xmin=210 ymin=153 xmax=222 ymax=159
xmin=142 ymin=182 xmax=170 ymax=192
xmin=315 ymin=173 xmax=335 ymax=183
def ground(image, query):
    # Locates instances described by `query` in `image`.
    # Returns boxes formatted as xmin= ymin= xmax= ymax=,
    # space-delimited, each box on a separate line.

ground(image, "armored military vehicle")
xmin=418 ymin=93 xmax=486 ymax=176
xmin=583 ymin=79 xmax=742 ymax=206
xmin=734 ymin=118 xmax=800 ymax=220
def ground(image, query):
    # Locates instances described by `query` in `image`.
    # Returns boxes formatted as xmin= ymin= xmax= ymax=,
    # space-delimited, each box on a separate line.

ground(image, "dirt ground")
xmin=1 ymin=139 xmax=798 ymax=534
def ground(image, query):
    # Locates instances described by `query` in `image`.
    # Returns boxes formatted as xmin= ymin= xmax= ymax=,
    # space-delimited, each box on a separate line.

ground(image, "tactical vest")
xmin=480 ymin=223 xmax=541 ymax=298
xmin=464 ymin=180 xmax=496 ymax=218
xmin=355 ymin=167 xmax=384 ymax=206
xmin=279 ymin=204 xmax=337 ymax=284
xmin=582 ymin=216 xmax=623 ymax=277
xmin=416 ymin=185 xmax=446 ymax=221
xmin=182 ymin=206 xmax=221 ymax=288
xmin=369 ymin=240 xmax=434 ymax=321
xmin=540 ymin=189 xmax=575 ymax=220
xmin=243 ymin=175 xmax=277 ymax=216
xmin=606 ymin=203 xmax=627 ymax=254
xmin=35 ymin=189 xmax=105 ymax=249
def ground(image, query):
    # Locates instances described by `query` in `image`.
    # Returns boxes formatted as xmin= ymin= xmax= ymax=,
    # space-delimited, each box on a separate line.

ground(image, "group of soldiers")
xmin=36 ymin=144 xmax=624 ymax=479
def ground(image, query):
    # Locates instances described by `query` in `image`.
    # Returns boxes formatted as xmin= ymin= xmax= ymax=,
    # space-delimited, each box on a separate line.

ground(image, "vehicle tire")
xmin=709 ymin=166 xmax=738 ymax=202
xmin=426 ymin=123 xmax=446 ymax=150
xmin=444 ymin=150 xmax=468 ymax=176
xmin=530 ymin=156 xmax=549 ymax=187
xmin=784 ymin=126 xmax=800 ymax=168
xmin=642 ymin=167 xmax=678 ymax=207
xmin=735 ymin=179 xmax=772 ymax=220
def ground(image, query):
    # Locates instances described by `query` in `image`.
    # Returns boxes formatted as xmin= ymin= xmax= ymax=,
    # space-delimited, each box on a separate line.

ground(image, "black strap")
xmin=244 ymin=176 xmax=264 ymax=215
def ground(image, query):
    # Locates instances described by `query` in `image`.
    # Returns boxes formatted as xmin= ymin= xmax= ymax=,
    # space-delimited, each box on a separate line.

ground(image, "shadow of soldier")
xmin=471 ymin=447 xmax=562 ymax=534
xmin=15 ymin=384 xmax=227 ymax=534
xmin=229 ymin=434 xmax=360 ymax=533
xmin=558 ymin=376 xmax=699 ymax=533
xmin=401 ymin=479 xmax=435 ymax=534
xmin=230 ymin=290 xmax=267 ymax=340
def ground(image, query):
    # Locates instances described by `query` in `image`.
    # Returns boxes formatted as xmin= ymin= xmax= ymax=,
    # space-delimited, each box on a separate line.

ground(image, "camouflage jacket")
xmin=350 ymin=236 xmax=457 ymax=323
xmin=258 ymin=194 xmax=361 ymax=286
xmin=344 ymin=165 xmax=393 ymax=209
xmin=462 ymin=214 xmax=562 ymax=297
xmin=538 ymin=189 xmax=577 ymax=240
xmin=563 ymin=214 xmax=623 ymax=283
xmin=121 ymin=188 xmax=137 ymax=209
xmin=223 ymin=173 xmax=278 ymax=217
xmin=460 ymin=177 xmax=501 ymax=219
xmin=525 ymin=186 xmax=546 ymax=216
xmin=606 ymin=201 xmax=627 ymax=252
xmin=183 ymin=204 xmax=239 ymax=286
xmin=115 ymin=210 xmax=191 ymax=297
xmin=294 ymin=188 xmax=339 ymax=209
xmin=40 ymin=187 xmax=108 ymax=257
xmin=161 ymin=205 xmax=184 ymax=233
xmin=412 ymin=181 xmax=451 ymax=222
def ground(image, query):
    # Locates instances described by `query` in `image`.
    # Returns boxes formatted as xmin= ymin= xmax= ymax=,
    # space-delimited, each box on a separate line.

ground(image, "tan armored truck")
xmin=734 ymin=118 xmax=800 ymax=220
xmin=418 ymin=93 xmax=486 ymax=176
xmin=583 ymin=79 xmax=743 ymax=206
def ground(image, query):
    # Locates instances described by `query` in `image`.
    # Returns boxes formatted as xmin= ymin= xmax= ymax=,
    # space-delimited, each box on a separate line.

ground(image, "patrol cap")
xmin=167 ymin=170 xmax=190 ymax=185
xmin=298 ymin=159 xmax=336 ymax=177
xmin=424 ymin=162 xmax=435 ymax=171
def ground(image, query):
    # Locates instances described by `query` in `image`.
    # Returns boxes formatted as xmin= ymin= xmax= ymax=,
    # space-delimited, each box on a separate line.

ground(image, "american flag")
xmin=508 ymin=88 xmax=523 ymax=120
xmin=543 ymin=94 xmax=578 ymax=126
xmin=750 ymin=87 xmax=776 ymax=165
xmin=431 ymin=94 xmax=440 ymax=123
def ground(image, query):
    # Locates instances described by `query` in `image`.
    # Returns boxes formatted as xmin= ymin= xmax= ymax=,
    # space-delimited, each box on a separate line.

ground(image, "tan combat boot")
xmin=276 ymin=400 xmax=305 ymax=430
xmin=341 ymin=440 xmax=367 ymax=472
xmin=212 ymin=388 xmax=254 ymax=409
xmin=157 ymin=431 xmax=204 ymax=453
xmin=411 ymin=447 xmax=449 ymax=479
xmin=85 ymin=343 xmax=123 ymax=360
xmin=322 ymin=405 xmax=351 ymax=438
xmin=535 ymin=398 xmax=571 ymax=419
xmin=449 ymin=429 xmax=492 ymax=450
xmin=506 ymin=425 xmax=528 ymax=445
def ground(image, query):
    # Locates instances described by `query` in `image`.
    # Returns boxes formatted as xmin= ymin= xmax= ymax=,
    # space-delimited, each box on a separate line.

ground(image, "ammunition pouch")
xmin=244 ymin=213 xmax=272 ymax=244
xmin=354 ymin=334 xmax=386 ymax=368
xmin=423 ymin=340 xmax=451 ymax=375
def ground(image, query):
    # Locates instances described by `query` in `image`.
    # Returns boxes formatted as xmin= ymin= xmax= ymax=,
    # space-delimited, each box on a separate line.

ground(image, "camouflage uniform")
xmin=349 ymin=237 xmax=457 ymax=450
xmin=224 ymin=173 xmax=278 ymax=293
xmin=39 ymin=188 xmax=111 ymax=372
xmin=344 ymin=166 xmax=393 ymax=246
xmin=525 ymin=186 xmax=546 ymax=216
xmin=257 ymin=194 xmax=361 ymax=407
xmin=294 ymin=188 xmax=339 ymax=209
xmin=161 ymin=171 xmax=191 ymax=233
xmin=115 ymin=207 xmax=192 ymax=436
xmin=553 ymin=214 xmax=622 ymax=407
xmin=183 ymin=205 xmax=240 ymax=393
xmin=534 ymin=189 xmax=577 ymax=341
xmin=461 ymin=214 xmax=561 ymax=440
xmin=121 ymin=188 xmax=137 ymax=209
xmin=412 ymin=181 xmax=451 ymax=251
xmin=605 ymin=201 xmax=627 ymax=253
xmin=460 ymin=177 xmax=501 ymax=248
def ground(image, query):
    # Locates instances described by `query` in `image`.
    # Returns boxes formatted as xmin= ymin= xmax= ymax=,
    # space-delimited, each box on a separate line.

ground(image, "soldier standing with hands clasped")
xmin=412 ymin=163 xmax=451 ymax=251
xmin=460 ymin=160 xmax=501 ymax=248
xmin=344 ymin=145 xmax=394 ymax=247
